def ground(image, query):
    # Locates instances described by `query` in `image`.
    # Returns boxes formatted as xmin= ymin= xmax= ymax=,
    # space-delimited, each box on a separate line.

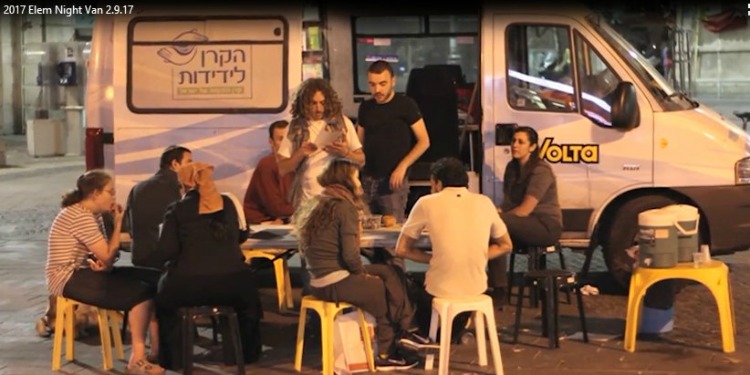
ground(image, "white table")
xmin=241 ymin=224 xmax=431 ymax=250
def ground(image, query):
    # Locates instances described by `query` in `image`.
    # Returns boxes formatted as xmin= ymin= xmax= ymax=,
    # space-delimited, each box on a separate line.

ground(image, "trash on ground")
xmin=566 ymin=331 xmax=619 ymax=342
xmin=579 ymin=284 xmax=600 ymax=295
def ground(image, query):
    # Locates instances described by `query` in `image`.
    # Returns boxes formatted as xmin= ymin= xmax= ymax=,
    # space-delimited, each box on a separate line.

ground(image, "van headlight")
xmin=736 ymin=157 xmax=750 ymax=184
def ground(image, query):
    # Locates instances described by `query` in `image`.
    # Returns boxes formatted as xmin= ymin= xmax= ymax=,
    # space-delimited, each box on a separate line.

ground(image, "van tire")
xmin=603 ymin=195 xmax=677 ymax=289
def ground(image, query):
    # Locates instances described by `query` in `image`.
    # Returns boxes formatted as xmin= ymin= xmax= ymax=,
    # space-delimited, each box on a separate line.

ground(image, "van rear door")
xmin=110 ymin=10 xmax=302 ymax=204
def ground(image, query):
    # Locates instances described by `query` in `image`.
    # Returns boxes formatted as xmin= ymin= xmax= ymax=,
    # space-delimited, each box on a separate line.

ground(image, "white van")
xmin=86 ymin=4 xmax=750 ymax=286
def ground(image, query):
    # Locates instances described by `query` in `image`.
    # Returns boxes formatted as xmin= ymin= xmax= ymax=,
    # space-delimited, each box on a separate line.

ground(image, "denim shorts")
xmin=361 ymin=174 xmax=410 ymax=223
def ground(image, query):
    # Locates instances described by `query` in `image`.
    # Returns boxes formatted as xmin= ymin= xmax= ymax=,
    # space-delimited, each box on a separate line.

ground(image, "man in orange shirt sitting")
xmin=243 ymin=120 xmax=295 ymax=224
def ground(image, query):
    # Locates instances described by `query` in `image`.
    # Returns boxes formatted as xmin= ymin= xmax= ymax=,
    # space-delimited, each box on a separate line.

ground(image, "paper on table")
xmin=313 ymin=129 xmax=343 ymax=149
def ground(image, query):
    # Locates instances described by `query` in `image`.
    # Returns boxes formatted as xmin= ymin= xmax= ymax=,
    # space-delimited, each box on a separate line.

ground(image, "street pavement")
xmin=1 ymin=105 xmax=749 ymax=375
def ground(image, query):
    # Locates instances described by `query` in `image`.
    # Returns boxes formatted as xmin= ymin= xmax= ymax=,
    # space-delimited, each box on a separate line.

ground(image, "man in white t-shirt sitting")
xmin=395 ymin=157 xmax=513 ymax=344
xmin=277 ymin=78 xmax=365 ymax=207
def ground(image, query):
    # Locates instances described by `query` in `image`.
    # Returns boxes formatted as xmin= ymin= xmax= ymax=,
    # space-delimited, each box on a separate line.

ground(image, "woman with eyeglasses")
xmin=487 ymin=126 xmax=563 ymax=304
xmin=45 ymin=170 xmax=164 ymax=374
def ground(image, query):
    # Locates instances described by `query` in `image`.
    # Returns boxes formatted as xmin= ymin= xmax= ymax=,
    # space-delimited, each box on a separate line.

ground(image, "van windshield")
xmin=585 ymin=14 xmax=697 ymax=111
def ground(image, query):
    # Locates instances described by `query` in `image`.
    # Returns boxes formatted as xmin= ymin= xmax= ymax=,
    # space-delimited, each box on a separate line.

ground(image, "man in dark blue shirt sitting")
xmin=124 ymin=145 xmax=192 ymax=269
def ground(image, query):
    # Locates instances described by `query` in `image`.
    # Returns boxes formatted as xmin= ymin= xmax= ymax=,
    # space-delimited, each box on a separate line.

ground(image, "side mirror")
xmin=610 ymin=82 xmax=639 ymax=130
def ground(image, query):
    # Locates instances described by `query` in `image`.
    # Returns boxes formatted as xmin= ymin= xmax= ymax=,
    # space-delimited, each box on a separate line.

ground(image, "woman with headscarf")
xmin=151 ymin=162 xmax=262 ymax=371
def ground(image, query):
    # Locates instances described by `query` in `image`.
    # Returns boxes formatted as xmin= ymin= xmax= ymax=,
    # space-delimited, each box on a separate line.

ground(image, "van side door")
xmin=484 ymin=13 xmax=654 ymax=235
xmin=484 ymin=15 xmax=591 ymax=232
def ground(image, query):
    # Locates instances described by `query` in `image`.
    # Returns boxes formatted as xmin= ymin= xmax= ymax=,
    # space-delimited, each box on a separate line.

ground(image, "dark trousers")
xmin=62 ymin=266 xmax=160 ymax=311
xmin=155 ymin=269 xmax=263 ymax=371
xmin=487 ymin=212 xmax=562 ymax=288
xmin=310 ymin=264 xmax=413 ymax=356
xmin=413 ymin=289 xmax=470 ymax=343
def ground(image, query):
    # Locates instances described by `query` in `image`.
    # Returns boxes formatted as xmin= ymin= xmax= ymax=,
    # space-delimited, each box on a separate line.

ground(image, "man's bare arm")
xmin=398 ymin=119 xmax=430 ymax=170
xmin=277 ymin=142 xmax=317 ymax=176
xmin=488 ymin=233 xmax=513 ymax=260
xmin=346 ymin=148 xmax=366 ymax=167
xmin=395 ymin=233 xmax=431 ymax=264
xmin=277 ymin=154 xmax=303 ymax=176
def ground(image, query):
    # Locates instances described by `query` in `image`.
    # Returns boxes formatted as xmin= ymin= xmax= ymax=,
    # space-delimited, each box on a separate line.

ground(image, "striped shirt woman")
xmin=45 ymin=169 xmax=164 ymax=373
xmin=45 ymin=204 xmax=107 ymax=296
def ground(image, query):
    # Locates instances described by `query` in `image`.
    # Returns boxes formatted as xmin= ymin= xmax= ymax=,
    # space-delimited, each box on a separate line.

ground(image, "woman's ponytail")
xmin=60 ymin=188 xmax=84 ymax=208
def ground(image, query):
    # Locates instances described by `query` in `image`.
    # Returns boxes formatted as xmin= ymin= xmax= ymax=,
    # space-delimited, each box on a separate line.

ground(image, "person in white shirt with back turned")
xmin=395 ymin=157 xmax=513 ymax=345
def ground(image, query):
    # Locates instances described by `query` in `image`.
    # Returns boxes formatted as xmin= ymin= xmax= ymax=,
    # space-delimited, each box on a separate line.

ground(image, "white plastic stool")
xmin=425 ymin=294 xmax=504 ymax=375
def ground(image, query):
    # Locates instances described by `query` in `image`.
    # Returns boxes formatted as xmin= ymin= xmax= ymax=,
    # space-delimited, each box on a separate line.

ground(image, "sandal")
xmin=35 ymin=317 xmax=52 ymax=338
xmin=126 ymin=359 xmax=166 ymax=375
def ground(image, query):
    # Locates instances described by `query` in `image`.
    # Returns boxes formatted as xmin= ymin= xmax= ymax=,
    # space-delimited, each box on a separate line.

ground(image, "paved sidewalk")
xmin=0 ymin=166 xmax=748 ymax=374
xmin=0 ymin=234 xmax=748 ymax=375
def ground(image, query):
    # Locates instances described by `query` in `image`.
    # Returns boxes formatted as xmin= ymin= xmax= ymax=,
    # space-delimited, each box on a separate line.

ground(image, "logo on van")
xmin=539 ymin=138 xmax=599 ymax=164
xmin=157 ymin=30 xmax=208 ymax=66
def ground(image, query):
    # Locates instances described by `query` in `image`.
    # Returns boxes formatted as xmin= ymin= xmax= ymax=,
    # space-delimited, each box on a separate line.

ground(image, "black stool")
xmin=508 ymin=243 xmax=570 ymax=307
xmin=512 ymin=269 xmax=588 ymax=348
xmin=179 ymin=306 xmax=245 ymax=375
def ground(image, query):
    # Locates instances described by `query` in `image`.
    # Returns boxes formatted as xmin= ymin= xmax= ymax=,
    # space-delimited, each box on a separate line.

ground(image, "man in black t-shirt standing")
xmin=357 ymin=60 xmax=430 ymax=223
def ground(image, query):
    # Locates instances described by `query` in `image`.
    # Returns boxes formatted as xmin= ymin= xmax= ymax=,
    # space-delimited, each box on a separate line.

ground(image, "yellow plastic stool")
xmin=624 ymin=260 xmax=735 ymax=353
xmin=243 ymin=249 xmax=295 ymax=311
xmin=294 ymin=295 xmax=375 ymax=375
xmin=51 ymin=297 xmax=125 ymax=371
xmin=425 ymin=294 xmax=504 ymax=375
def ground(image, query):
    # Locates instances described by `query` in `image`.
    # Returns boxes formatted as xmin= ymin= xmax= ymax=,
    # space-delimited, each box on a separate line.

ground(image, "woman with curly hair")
xmin=297 ymin=158 xmax=418 ymax=371
xmin=277 ymin=78 xmax=365 ymax=207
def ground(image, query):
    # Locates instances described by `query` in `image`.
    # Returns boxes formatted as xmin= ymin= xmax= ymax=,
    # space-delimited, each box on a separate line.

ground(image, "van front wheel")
xmin=603 ymin=195 xmax=677 ymax=289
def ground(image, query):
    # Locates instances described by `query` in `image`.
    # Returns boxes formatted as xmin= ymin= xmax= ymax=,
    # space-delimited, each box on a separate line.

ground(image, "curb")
xmin=0 ymin=161 xmax=85 ymax=180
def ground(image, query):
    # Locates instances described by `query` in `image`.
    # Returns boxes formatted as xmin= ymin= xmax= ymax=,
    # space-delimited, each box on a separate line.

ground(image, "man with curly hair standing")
xmin=278 ymin=78 xmax=365 ymax=297
xmin=277 ymin=78 xmax=365 ymax=207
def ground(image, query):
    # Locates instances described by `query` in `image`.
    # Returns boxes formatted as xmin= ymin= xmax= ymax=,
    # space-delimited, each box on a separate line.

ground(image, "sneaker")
xmin=375 ymin=353 xmax=419 ymax=372
xmin=399 ymin=332 xmax=440 ymax=351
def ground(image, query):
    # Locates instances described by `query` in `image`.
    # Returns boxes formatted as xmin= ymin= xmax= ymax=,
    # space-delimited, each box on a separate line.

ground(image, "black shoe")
xmin=398 ymin=331 xmax=440 ymax=351
xmin=375 ymin=353 xmax=419 ymax=372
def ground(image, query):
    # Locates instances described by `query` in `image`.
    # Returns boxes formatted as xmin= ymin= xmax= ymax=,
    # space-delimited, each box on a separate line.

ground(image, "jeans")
xmin=361 ymin=175 xmax=410 ymax=223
